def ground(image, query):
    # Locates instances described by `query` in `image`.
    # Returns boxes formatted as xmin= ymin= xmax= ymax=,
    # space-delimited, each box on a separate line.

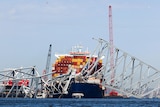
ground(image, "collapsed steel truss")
xmin=43 ymin=67 xmax=76 ymax=98
xmin=87 ymin=38 xmax=160 ymax=98
xmin=0 ymin=66 xmax=76 ymax=98
xmin=0 ymin=66 xmax=41 ymax=98
xmin=0 ymin=38 xmax=159 ymax=98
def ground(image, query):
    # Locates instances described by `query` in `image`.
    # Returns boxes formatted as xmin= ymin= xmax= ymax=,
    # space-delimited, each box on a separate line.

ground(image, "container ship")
xmin=51 ymin=45 xmax=105 ymax=98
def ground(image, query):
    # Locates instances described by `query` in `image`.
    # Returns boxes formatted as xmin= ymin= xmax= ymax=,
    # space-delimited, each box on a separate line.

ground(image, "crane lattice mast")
xmin=109 ymin=5 xmax=115 ymax=84
xmin=43 ymin=44 xmax=52 ymax=81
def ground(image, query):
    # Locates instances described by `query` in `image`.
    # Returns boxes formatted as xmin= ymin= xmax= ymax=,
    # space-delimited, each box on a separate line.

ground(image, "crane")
xmin=43 ymin=44 xmax=52 ymax=81
xmin=108 ymin=5 xmax=118 ymax=96
xmin=109 ymin=5 xmax=114 ymax=85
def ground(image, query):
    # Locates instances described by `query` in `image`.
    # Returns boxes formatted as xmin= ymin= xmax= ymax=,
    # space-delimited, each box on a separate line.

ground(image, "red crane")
xmin=109 ymin=5 xmax=114 ymax=84
xmin=109 ymin=5 xmax=118 ymax=96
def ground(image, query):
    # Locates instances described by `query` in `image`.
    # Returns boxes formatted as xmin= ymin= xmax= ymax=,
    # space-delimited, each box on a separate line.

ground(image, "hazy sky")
xmin=0 ymin=0 xmax=160 ymax=74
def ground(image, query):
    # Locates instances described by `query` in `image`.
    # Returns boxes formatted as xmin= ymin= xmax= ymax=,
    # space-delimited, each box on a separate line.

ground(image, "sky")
xmin=0 ymin=0 xmax=160 ymax=74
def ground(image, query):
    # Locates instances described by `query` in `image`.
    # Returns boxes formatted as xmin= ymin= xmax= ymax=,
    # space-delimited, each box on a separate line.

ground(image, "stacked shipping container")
xmin=52 ymin=53 xmax=102 ymax=77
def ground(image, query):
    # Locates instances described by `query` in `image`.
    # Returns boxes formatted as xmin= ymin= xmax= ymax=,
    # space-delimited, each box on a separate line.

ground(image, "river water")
xmin=0 ymin=98 xmax=159 ymax=107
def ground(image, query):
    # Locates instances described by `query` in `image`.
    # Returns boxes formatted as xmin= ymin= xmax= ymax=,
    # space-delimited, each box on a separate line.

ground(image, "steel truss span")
xmin=92 ymin=38 xmax=160 ymax=98
xmin=0 ymin=38 xmax=159 ymax=99
xmin=0 ymin=66 xmax=76 ymax=98
xmin=0 ymin=66 xmax=42 ymax=98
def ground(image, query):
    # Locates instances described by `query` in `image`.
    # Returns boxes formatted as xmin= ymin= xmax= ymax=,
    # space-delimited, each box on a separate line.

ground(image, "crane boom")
xmin=46 ymin=44 xmax=52 ymax=74
xmin=108 ymin=5 xmax=118 ymax=97
xmin=109 ymin=5 xmax=114 ymax=83
xmin=43 ymin=44 xmax=52 ymax=81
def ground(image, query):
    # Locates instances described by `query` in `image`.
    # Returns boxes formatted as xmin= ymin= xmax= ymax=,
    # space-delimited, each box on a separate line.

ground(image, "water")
xmin=0 ymin=98 xmax=159 ymax=107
